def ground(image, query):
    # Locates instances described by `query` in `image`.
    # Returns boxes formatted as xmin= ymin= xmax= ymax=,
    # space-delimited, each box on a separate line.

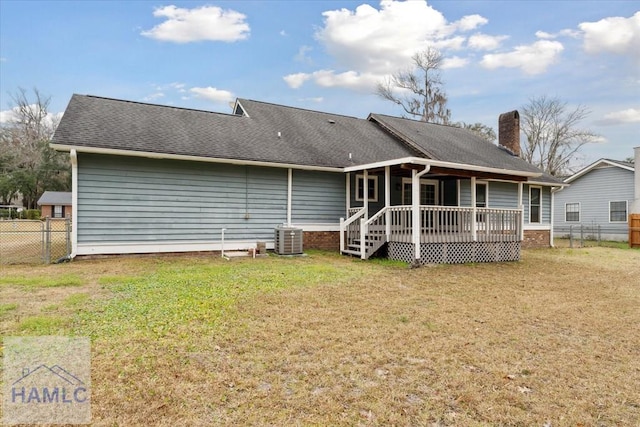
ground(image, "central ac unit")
xmin=274 ymin=225 xmax=303 ymax=255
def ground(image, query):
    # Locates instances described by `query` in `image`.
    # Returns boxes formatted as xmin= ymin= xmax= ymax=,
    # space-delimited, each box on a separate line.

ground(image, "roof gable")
xmin=564 ymin=158 xmax=635 ymax=183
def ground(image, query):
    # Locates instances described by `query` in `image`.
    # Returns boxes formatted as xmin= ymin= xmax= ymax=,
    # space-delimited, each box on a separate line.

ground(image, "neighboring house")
xmin=50 ymin=95 xmax=563 ymax=264
xmin=553 ymin=158 xmax=635 ymax=242
xmin=37 ymin=191 xmax=72 ymax=219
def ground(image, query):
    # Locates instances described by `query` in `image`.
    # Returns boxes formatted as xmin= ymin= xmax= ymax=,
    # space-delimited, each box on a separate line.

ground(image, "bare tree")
xmin=376 ymin=47 xmax=451 ymax=124
xmin=0 ymin=88 xmax=68 ymax=209
xmin=452 ymin=121 xmax=496 ymax=143
xmin=520 ymin=95 xmax=599 ymax=177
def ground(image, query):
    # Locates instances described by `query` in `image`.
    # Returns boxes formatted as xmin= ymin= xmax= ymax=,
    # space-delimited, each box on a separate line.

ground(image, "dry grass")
xmin=1 ymin=248 xmax=639 ymax=426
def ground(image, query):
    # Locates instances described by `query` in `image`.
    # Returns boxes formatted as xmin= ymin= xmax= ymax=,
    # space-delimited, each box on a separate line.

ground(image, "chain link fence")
xmin=0 ymin=218 xmax=71 ymax=264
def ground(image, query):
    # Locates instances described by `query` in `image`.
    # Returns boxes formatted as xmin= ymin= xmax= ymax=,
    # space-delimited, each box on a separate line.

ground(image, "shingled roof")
xmin=51 ymin=95 xmax=415 ymax=169
xmin=51 ymin=94 xmax=560 ymax=183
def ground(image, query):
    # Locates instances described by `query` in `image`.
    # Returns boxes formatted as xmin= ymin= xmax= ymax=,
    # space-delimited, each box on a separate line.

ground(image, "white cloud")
xmin=189 ymin=86 xmax=235 ymax=103
xmin=283 ymin=73 xmax=312 ymax=89
xmin=141 ymin=5 xmax=250 ymax=43
xmin=535 ymin=29 xmax=580 ymax=40
xmin=579 ymin=12 xmax=640 ymax=58
xmin=285 ymin=70 xmax=381 ymax=91
xmin=598 ymin=108 xmax=640 ymax=125
xmin=453 ymin=14 xmax=487 ymax=31
xmin=0 ymin=105 xmax=62 ymax=126
xmin=468 ymin=33 xmax=509 ymax=50
xmin=298 ymin=97 xmax=324 ymax=103
xmin=315 ymin=0 xmax=486 ymax=74
xmin=295 ymin=45 xmax=313 ymax=63
xmin=142 ymin=92 xmax=165 ymax=102
xmin=441 ymin=56 xmax=469 ymax=69
xmin=480 ymin=40 xmax=564 ymax=75
xmin=280 ymin=30 xmax=287 ymax=36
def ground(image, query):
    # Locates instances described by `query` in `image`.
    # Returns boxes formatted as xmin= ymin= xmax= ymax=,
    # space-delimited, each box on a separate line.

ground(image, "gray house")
xmin=51 ymin=95 xmax=563 ymax=264
xmin=553 ymin=158 xmax=635 ymax=241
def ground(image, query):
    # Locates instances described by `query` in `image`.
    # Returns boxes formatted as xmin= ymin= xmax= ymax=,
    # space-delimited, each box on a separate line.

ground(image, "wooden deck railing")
xmin=341 ymin=205 xmax=522 ymax=256
xmin=387 ymin=205 xmax=521 ymax=243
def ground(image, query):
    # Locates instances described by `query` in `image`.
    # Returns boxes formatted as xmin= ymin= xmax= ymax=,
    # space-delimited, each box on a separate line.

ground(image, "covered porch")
xmin=339 ymin=158 xmax=535 ymax=264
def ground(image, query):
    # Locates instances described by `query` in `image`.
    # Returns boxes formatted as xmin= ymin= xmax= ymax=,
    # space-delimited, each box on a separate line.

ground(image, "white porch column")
xmin=363 ymin=169 xmax=369 ymax=220
xmin=385 ymin=166 xmax=391 ymax=239
xmin=412 ymin=165 xmax=431 ymax=261
xmin=518 ymin=182 xmax=524 ymax=241
xmin=471 ymin=176 xmax=477 ymax=241
xmin=287 ymin=168 xmax=293 ymax=226
xmin=345 ymin=173 xmax=351 ymax=212
xmin=550 ymin=186 xmax=555 ymax=247
xmin=412 ymin=169 xmax=420 ymax=260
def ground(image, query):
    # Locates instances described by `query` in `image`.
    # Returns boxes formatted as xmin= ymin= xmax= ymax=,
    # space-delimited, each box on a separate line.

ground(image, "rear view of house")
xmin=51 ymin=95 xmax=563 ymax=264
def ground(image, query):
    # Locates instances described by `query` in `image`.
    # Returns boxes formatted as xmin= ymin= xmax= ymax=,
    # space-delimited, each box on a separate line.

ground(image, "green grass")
xmin=18 ymin=315 xmax=68 ymax=334
xmin=0 ymin=273 xmax=83 ymax=288
xmin=0 ymin=303 xmax=18 ymax=315
xmin=74 ymin=255 xmax=363 ymax=340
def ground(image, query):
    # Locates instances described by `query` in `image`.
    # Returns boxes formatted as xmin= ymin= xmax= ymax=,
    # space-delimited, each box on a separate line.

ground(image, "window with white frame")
xmin=609 ymin=201 xmax=627 ymax=222
xmin=529 ymin=186 xmax=541 ymax=223
xmin=355 ymin=175 xmax=378 ymax=202
xmin=401 ymin=178 xmax=439 ymax=205
xmin=53 ymin=205 xmax=63 ymax=218
xmin=565 ymin=203 xmax=580 ymax=222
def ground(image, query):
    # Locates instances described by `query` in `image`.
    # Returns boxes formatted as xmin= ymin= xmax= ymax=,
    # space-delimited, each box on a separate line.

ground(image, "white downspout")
xmin=412 ymin=165 xmax=431 ymax=262
xmin=346 ymin=173 xmax=351 ymax=212
xmin=363 ymin=169 xmax=369 ymax=220
xmin=287 ymin=168 xmax=292 ymax=226
xmin=70 ymin=149 xmax=78 ymax=259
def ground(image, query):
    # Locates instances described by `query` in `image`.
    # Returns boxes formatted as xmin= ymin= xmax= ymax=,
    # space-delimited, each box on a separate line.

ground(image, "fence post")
xmin=66 ymin=217 xmax=71 ymax=257
xmin=44 ymin=217 xmax=51 ymax=264
xmin=580 ymin=224 xmax=584 ymax=247
xmin=569 ymin=225 xmax=573 ymax=248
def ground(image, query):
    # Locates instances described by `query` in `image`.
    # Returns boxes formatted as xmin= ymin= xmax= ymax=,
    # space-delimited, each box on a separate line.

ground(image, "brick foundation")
xmin=522 ymin=230 xmax=551 ymax=249
xmin=304 ymin=231 xmax=339 ymax=251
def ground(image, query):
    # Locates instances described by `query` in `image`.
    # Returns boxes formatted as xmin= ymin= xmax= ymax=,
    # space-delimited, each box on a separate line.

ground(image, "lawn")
xmin=1 ymin=247 xmax=639 ymax=426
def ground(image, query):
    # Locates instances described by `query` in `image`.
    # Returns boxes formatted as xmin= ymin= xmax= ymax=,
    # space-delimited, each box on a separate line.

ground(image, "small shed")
xmin=37 ymin=191 xmax=72 ymax=219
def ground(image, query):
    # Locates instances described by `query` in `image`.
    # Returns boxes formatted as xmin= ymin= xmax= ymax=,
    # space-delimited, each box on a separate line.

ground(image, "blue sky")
xmin=1 ymin=1 xmax=638 ymax=166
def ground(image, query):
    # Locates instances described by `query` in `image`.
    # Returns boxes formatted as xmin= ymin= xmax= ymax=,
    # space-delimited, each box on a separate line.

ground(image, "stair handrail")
xmin=340 ymin=207 xmax=366 ymax=252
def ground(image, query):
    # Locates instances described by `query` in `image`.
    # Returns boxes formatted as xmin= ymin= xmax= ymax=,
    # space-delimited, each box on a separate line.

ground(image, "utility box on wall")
xmin=274 ymin=225 xmax=303 ymax=255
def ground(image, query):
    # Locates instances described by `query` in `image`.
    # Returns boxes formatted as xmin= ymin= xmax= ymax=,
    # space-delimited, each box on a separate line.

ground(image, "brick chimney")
xmin=498 ymin=110 xmax=520 ymax=156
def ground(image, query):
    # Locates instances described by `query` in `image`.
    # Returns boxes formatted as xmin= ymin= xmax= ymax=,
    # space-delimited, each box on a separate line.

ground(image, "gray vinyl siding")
xmin=79 ymin=154 xmax=293 ymax=244
xmin=553 ymin=166 xmax=634 ymax=239
xmin=488 ymin=182 xmax=519 ymax=208
xmin=291 ymin=170 xmax=345 ymax=222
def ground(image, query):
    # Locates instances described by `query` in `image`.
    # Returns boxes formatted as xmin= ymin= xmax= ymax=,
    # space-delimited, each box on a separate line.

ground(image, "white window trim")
xmin=529 ymin=185 xmax=542 ymax=224
xmin=53 ymin=205 xmax=63 ymax=218
xmin=401 ymin=178 xmax=439 ymax=205
xmin=564 ymin=202 xmax=580 ymax=223
xmin=355 ymin=174 xmax=378 ymax=202
xmin=475 ymin=180 xmax=489 ymax=208
xmin=609 ymin=200 xmax=628 ymax=223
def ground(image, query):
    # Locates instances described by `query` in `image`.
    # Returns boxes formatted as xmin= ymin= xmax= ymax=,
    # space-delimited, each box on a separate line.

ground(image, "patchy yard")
xmin=1 ymin=247 xmax=639 ymax=426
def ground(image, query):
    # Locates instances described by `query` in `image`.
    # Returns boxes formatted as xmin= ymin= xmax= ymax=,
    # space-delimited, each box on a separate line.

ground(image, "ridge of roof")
xmin=368 ymin=113 xmax=438 ymax=159
xmin=79 ymin=94 xmax=242 ymax=118
xmin=237 ymin=98 xmax=364 ymax=121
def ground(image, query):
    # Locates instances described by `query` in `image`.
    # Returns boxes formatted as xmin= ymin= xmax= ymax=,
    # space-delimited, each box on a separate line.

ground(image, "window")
xmin=401 ymin=178 xmax=438 ymax=205
xmin=53 ymin=205 xmax=63 ymax=218
xmin=529 ymin=186 xmax=541 ymax=223
xmin=355 ymin=175 xmax=378 ymax=202
xmin=609 ymin=201 xmax=628 ymax=223
xmin=565 ymin=203 xmax=580 ymax=222
xmin=475 ymin=182 xmax=487 ymax=208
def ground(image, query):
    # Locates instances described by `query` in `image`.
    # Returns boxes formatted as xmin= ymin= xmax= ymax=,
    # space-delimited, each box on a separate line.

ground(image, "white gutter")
xmin=50 ymin=144 xmax=343 ymax=173
xmin=343 ymin=156 xmax=541 ymax=178
xmin=69 ymin=149 xmax=78 ymax=259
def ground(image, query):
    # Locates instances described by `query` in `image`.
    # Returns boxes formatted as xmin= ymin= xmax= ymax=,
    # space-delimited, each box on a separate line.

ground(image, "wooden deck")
xmin=340 ymin=205 xmax=522 ymax=260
